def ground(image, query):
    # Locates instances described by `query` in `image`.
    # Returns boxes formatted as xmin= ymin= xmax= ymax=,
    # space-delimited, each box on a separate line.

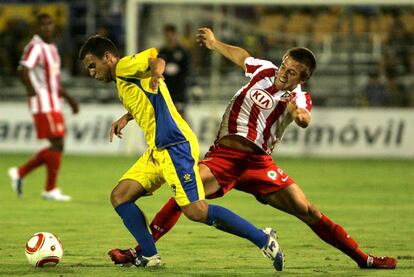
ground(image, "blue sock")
xmin=206 ymin=204 xmax=267 ymax=249
xmin=115 ymin=202 xmax=157 ymax=257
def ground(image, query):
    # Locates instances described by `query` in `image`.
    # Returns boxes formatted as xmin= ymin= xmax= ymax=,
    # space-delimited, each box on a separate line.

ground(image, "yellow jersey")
xmin=115 ymin=48 xmax=197 ymax=149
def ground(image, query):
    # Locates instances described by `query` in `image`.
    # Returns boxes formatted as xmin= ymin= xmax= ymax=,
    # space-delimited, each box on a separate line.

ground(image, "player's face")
xmin=275 ymin=56 xmax=307 ymax=91
xmin=82 ymin=53 xmax=113 ymax=82
xmin=38 ymin=16 xmax=54 ymax=42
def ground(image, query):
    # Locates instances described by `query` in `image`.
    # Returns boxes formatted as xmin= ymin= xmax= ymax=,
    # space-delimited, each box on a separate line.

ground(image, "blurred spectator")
xmin=0 ymin=18 xmax=30 ymax=84
xmin=383 ymin=16 xmax=414 ymax=76
xmin=380 ymin=51 xmax=403 ymax=81
xmin=362 ymin=71 xmax=389 ymax=107
xmin=159 ymin=24 xmax=191 ymax=117
xmin=386 ymin=75 xmax=410 ymax=107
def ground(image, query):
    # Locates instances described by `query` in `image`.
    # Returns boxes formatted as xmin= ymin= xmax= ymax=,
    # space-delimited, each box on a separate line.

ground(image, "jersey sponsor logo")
xmin=281 ymin=176 xmax=289 ymax=182
xmin=267 ymin=170 xmax=277 ymax=180
xmin=249 ymin=89 xmax=275 ymax=110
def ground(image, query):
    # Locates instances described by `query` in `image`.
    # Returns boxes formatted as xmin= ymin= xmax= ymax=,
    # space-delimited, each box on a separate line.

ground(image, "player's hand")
xmin=26 ymin=88 xmax=36 ymax=97
xmin=109 ymin=114 xmax=130 ymax=142
xmin=286 ymin=96 xmax=298 ymax=116
xmin=196 ymin=27 xmax=216 ymax=49
xmin=287 ymin=97 xmax=310 ymax=128
xmin=70 ymin=101 xmax=80 ymax=114
xmin=150 ymin=74 xmax=164 ymax=92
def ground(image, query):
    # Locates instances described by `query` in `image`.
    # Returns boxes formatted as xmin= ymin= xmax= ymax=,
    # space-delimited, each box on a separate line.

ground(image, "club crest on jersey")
xmin=183 ymin=173 xmax=192 ymax=183
xmin=249 ymin=89 xmax=275 ymax=110
xmin=267 ymin=171 xmax=277 ymax=180
xmin=280 ymin=91 xmax=293 ymax=102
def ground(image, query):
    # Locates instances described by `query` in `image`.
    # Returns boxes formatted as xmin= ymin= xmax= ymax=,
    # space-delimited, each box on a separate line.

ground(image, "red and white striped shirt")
xmin=20 ymin=35 xmax=62 ymax=114
xmin=217 ymin=57 xmax=312 ymax=154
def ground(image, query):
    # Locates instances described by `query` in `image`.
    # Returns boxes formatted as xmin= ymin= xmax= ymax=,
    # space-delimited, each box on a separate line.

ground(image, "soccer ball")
xmin=25 ymin=232 xmax=63 ymax=267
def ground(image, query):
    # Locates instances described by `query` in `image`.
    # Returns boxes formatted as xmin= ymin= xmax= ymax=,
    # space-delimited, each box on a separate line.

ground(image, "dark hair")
xmin=78 ymin=35 xmax=119 ymax=60
xmin=283 ymin=47 xmax=316 ymax=80
xmin=36 ymin=12 xmax=52 ymax=24
xmin=164 ymin=24 xmax=176 ymax=33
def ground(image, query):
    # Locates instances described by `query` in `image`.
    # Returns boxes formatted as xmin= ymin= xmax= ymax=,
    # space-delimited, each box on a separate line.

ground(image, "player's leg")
xmin=144 ymin=144 xmax=243 ymax=244
xmin=110 ymin=149 xmax=164 ymax=267
xmin=148 ymin=163 xmax=221 ymax=242
xmin=111 ymin=179 xmax=160 ymax=266
xmin=40 ymin=137 xmax=71 ymax=201
xmin=262 ymin=184 xmax=397 ymax=269
xmin=8 ymin=113 xmax=63 ymax=197
xmin=108 ymin=163 xmax=222 ymax=265
xmin=165 ymin=142 xmax=283 ymax=270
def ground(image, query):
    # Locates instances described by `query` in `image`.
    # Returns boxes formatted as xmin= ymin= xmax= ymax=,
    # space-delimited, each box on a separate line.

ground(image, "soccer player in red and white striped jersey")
xmin=8 ymin=13 xmax=79 ymax=201
xmin=109 ymin=27 xmax=396 ymax=269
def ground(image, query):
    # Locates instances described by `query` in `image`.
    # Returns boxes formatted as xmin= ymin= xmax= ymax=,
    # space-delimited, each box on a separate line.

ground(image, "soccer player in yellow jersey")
xmin=79 ymin=35 xmax=283 ymax=270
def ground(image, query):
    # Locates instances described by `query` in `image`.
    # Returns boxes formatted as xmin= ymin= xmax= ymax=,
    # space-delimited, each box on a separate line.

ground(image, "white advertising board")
xmin=0 ymin=103 xmax=413 ymax=158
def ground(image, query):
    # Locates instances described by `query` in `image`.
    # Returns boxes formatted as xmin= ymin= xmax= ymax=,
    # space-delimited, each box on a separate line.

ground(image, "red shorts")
xmin=199 ymin=144 xmax=295 ymax=201
xmin=33 ymin=112 xmax=65 ymax=139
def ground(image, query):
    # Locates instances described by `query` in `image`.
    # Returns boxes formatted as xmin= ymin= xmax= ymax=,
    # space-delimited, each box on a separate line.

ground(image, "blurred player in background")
xmin=110 ymin=27 xmax=397 ymax=270
xmin=8 ymin=13 xmax=79 ymax=201
xmin=79 ymin=35 xmax=283 ymax=270
xmin=159 ymin=24 xmax=190 ymax=118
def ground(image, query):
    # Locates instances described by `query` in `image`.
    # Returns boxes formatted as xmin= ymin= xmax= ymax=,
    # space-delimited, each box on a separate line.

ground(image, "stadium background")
xmin=0 ymin=0 xmax=413 ymax=276
xmin=1 ymin=0 xmax=413 ymax=158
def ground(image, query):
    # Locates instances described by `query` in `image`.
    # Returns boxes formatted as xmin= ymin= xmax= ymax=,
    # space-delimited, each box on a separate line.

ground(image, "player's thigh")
xmin=115 ymin=149 xmax=164 ymax=201
xmin=48 ymin=137 xmax=64 ymax=151
xmin=263 ymin=184 xmax=321 ymax=224
xmin=163 ymin=142 xmax=205 ymax=207
xmin=111 ymin=179 xmax=148 ymax=207
xmin=199 ymin=163 xmax=221 ymax=197
xmin=33 ymin=113 xmax=65 ymax=139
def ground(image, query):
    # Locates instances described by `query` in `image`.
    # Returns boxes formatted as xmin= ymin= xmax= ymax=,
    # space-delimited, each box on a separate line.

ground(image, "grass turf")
xmin=0 ymin=153 xmax=413 ymax=276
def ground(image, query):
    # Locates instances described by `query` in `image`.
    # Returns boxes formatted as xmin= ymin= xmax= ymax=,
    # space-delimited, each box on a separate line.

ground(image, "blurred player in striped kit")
xmin=109 ymin=27 xmax=397 ymax=270
xmin=8 ymin=13 xmax=79 ymax=201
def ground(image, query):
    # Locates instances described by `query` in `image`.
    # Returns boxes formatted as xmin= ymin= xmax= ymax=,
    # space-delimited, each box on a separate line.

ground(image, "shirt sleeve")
xmin=244 ymin=57 xmax=277 ymax=79
xmin=295 ymin=91 xmax=312 ymax=113
xmin=116 ymin=48 xmax=158 ymax=78
xmin=20 ymin=43 xmax=41 ymax=69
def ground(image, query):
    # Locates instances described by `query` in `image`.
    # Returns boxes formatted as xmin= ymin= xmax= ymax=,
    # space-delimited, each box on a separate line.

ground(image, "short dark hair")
xmin=36 ymin=12 xmax=52 ymax=24
xmin=164 ymin=24 xmax=176 ymax=33
xmin=78 ymin=35 xmax=119 ymax=60
xmin=283 ymin=47 xmax=316 ymax=80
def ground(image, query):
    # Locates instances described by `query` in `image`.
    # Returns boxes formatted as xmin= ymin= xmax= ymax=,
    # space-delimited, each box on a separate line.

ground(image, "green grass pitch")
xmin=0 ymin=153 xmax=413 ymax=276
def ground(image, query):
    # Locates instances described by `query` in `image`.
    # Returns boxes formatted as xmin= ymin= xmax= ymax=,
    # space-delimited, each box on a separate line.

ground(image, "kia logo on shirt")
xmin=249 ymin=89 xmax=275 ymax=110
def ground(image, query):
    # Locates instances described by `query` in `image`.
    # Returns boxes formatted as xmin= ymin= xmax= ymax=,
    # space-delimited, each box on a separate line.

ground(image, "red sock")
xmin=134 ymin=197 xmax=182 ymax=252
xmin=42 ymin=149 xmax=62 ymax=191
xmin=18 ymin=148 xmax=49 ymax=178
xmin=311 ymin=214 xmax=368 ymax=265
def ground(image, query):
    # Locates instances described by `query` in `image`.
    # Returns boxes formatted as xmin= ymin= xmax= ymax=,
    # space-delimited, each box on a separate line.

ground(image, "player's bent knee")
xmin=110 ymin=188 xmax=123 ymax=208
xmin=110 ymin=185 xmax=130 ymax=208
xmin=308 ymin=203 xmax=321 ymax=219
xmin=181 ymin=201 xmax=208 ymax=223
xmin=297 ymin=203 xmax=321 ymax=225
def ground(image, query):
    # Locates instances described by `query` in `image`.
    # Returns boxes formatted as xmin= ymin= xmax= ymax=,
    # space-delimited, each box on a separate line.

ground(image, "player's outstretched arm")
xmin=109 ymin=112 xmax=133 ymax=142
xmin=196 ymin=27 xmax=250 ymax=69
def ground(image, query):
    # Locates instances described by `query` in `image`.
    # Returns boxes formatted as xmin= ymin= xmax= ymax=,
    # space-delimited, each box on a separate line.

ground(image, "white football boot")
xmin=42 ymin=188 xmax=72 ymax=201
xmin=133 ymin=253 xmax=162 ymax=267
xmin=8 ymin=167 xmax=23 ymax=197
xmin=261 ymin=227 xmax=284 ymax=271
